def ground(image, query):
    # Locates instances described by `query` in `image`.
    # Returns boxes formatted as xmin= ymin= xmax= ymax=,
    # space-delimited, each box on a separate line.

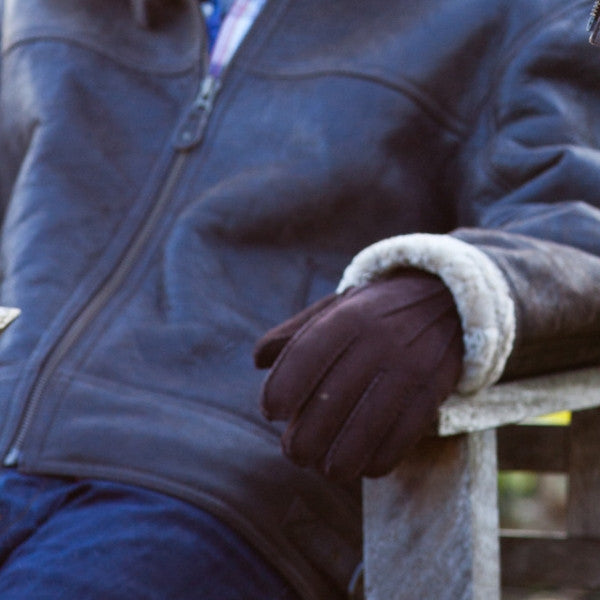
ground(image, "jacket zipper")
xmin=173 ymin=74 xmax=222 ymax=151
xmin=589 ymin=0 xmax=600 ymax=42
xmin=4 ymin=0 xmax=276 ymax=466
xmin=3 ymin=14 xmax=225 ymax=468
xmin=3 ymin=150 xmax=192 ymax=466
xmin=590 ymin=0 xmax=600 ymax=28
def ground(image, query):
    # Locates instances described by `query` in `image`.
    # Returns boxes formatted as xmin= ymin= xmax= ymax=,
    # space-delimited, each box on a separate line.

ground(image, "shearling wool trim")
xmin=337 ymin=234 xmax=516 ymax=394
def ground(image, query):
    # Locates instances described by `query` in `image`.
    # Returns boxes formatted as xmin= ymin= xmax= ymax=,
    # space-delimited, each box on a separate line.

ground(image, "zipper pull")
xmin=173 ymin=75 xmax=222 ymax=151
xmin=588 ymin=0 xmax=600 ymax=44
xmin=3 ymin=446 xmax=20 ymax=467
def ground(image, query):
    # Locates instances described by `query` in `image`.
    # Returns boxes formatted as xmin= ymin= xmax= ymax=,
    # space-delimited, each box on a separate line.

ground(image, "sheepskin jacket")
xmin=1 ymin=0 xmax=600 ymax=597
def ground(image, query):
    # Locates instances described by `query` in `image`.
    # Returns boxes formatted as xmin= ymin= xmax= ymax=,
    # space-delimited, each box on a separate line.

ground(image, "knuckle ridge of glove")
xmin=261 ymin=322 xmax=358 ymax=422
xmin=254 ymin=292 xmax=343 ymax=369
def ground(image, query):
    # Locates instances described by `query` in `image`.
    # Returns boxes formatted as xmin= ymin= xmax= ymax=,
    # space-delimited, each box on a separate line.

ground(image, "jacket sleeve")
xmin=338 ymin=0 xmax=600 ymax=394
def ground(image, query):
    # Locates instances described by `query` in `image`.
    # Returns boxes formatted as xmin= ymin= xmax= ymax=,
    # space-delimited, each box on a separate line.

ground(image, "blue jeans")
xmin=0 ymin=470 xmax=299 ymax=599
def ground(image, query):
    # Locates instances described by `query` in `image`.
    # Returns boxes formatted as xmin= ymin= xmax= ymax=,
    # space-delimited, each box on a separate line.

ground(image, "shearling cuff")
xmin=337 ymin=233 xmax=516 ymax=394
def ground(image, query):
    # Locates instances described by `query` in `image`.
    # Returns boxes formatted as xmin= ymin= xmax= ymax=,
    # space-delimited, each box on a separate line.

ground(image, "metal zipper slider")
xmin=3 ymin=446 xmax=20 ymax=467
xmin=173 ymin=75 xmax=222 ymax=151
xmin=588 ymin=0 xmax=600 ymax=44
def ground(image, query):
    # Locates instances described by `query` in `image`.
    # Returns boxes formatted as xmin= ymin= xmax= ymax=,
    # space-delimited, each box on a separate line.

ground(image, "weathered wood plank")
xmin=501 ymin=535 xmax=600 ymax=589
xmin=364 ymin=372 xmax=600 ymax=599
xmin=363 ymin=430 xmax=499 ymax=600
xmin=438 ymin=368 xmax=600 ymax=436
xmin=497 ymin=425 xmax=568 ymax=472
xmin=567 ymin=407 xmax=600 ymax=537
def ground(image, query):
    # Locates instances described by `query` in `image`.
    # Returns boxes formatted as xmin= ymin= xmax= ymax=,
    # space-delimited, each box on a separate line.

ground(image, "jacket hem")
xmin=14 ymin=457 xmax=326 ymax=600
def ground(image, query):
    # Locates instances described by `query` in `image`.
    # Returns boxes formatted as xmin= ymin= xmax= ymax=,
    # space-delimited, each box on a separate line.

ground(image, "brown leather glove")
xmin=254 ymin=269 xmax=464 ymax=481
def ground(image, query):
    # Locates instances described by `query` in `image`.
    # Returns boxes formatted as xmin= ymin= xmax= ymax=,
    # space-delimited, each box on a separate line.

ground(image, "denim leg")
xmin=0 ymin=470 xmax=299 ymax=600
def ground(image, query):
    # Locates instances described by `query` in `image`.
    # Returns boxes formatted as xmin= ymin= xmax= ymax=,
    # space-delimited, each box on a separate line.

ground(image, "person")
xmin=0 ymin=0 xmax=598 ymax=598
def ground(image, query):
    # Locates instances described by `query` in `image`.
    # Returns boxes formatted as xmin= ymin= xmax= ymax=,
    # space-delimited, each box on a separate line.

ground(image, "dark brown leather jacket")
xmin=0 ymin=0 xmax=599 ymax=597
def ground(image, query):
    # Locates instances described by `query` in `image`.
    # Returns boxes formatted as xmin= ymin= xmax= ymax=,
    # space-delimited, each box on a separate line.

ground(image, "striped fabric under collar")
xmin=208 ymin=0 xmax=267 ymax=77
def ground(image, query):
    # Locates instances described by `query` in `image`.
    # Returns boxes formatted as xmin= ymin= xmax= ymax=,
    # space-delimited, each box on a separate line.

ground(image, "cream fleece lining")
xmin=337 ymin=233 xmax=516 ymax=394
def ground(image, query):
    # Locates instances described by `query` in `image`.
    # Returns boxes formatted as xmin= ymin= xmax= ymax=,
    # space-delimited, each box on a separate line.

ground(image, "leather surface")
xmin=0 ymin=1 xmax=598 ymax=598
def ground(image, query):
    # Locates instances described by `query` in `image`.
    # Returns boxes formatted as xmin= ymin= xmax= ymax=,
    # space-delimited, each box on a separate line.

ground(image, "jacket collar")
xmin=130 ymin=0 xmax=182 ymax=28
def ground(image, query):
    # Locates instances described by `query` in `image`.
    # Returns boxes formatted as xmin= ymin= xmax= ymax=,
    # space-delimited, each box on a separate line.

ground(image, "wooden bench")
xmin=362 ymin=367 xmax=600 ymax=599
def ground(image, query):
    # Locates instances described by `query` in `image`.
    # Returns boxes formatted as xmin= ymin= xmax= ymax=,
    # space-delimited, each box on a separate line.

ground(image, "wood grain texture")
xmin=363 ymin=430 xmax=499 ymax=600
xmin=501 ymin=535 xmax=600 ymax=589
xmin=364 ymin=373 xmax=600 ymax=599
xmin=439 ymin=368 xmax=600 ymax=436
xmin=567 ymin=407 xmax=600 ymax=537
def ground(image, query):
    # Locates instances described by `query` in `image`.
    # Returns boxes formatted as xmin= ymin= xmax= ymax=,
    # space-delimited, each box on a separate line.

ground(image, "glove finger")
xmin=253 ymin=292 xmax=341 ymax=369
xmin=319 ymin=371 xmax=420 ymax=481
xmin=280 ymin=310 xmax=457 ymax=476
xmin=260 ymin=307 xmax=359 ymax=421
xmin=362 ymin=329 xmax=464 ymax=478
xmin=279 ymin=344 xmax=381 ymax=468
xmin=276 ymin=287 xmax=463 ymax=477
xmin=359 ymin=382 xmax=439 ymax=479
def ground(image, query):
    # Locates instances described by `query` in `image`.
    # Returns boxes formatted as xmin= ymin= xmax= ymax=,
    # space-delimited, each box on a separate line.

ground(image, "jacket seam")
xmin=17 ymin=459 xmax=326 ymax=600
xmin=49 ymin=366 xmax=285 ymax=442
xmin=512 ymin=332 xmax=600 ymax=351
xmin=471 ymin=0 xmax=592 ymax=195
xmin=2 ymin=33 xmax=198 ymax=77
xmin=244 ymin=66 xmax=469 ymax=139
xmin=31 ymin=365 xmax=363 ymax=511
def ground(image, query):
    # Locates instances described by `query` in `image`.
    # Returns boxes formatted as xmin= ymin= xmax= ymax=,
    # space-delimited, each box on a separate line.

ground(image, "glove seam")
xmin=262 ymin=311 xmax=356 ymax=420
xmin=324 ymin=369 xmax=386 ymax=478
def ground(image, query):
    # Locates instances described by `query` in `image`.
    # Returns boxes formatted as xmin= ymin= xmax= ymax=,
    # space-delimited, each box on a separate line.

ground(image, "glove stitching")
xmin=264 ymin=327 xmax=357 ymax=421
xmin=404 ymin=304 xmax=459 ymax=346
xmin=260 ymin=295 xmax=347 ymax=417
xmin=279 ymin=332 xmax=358 ymax=460
xmin=362 ymin=321 xmax=462 ymax=476
xmin=265 ymin=295 xmax=345 ymax=374
xmin=254 ymin=292 xmax=344 ymax=368
xmin=339 ymin=319 xmax=461 ymax=478
xmin=323 ymin=369 xmax=386 ymax=477
xmin=378 ymin=285 xmax=448 ymax=318
xmin=354 ymin=379 xmax=431 ymax=479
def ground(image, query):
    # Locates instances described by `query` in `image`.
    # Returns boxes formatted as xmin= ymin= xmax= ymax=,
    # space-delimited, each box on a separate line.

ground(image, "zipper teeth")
xmin=6 ymin=153 xmax=187 ymax=461
xmin=4 ymin=1 xmax=213 ymax=465
xmin=6 ymin=0 xmax=275 ymax=463
xmin=589 ymin=0 xmax=600 ymax=30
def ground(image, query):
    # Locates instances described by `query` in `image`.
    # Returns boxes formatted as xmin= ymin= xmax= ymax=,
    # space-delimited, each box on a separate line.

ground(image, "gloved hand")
xmin=254 ymin=269 xmax=464 ymax=481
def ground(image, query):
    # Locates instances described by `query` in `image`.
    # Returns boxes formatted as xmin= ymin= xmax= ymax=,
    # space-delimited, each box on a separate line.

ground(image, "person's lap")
xmin=0 ymin=470 xmax=297 ymax=600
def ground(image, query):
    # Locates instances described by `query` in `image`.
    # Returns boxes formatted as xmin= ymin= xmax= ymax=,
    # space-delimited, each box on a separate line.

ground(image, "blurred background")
xmin=499 ymin=411 xmax=600 ymax=600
